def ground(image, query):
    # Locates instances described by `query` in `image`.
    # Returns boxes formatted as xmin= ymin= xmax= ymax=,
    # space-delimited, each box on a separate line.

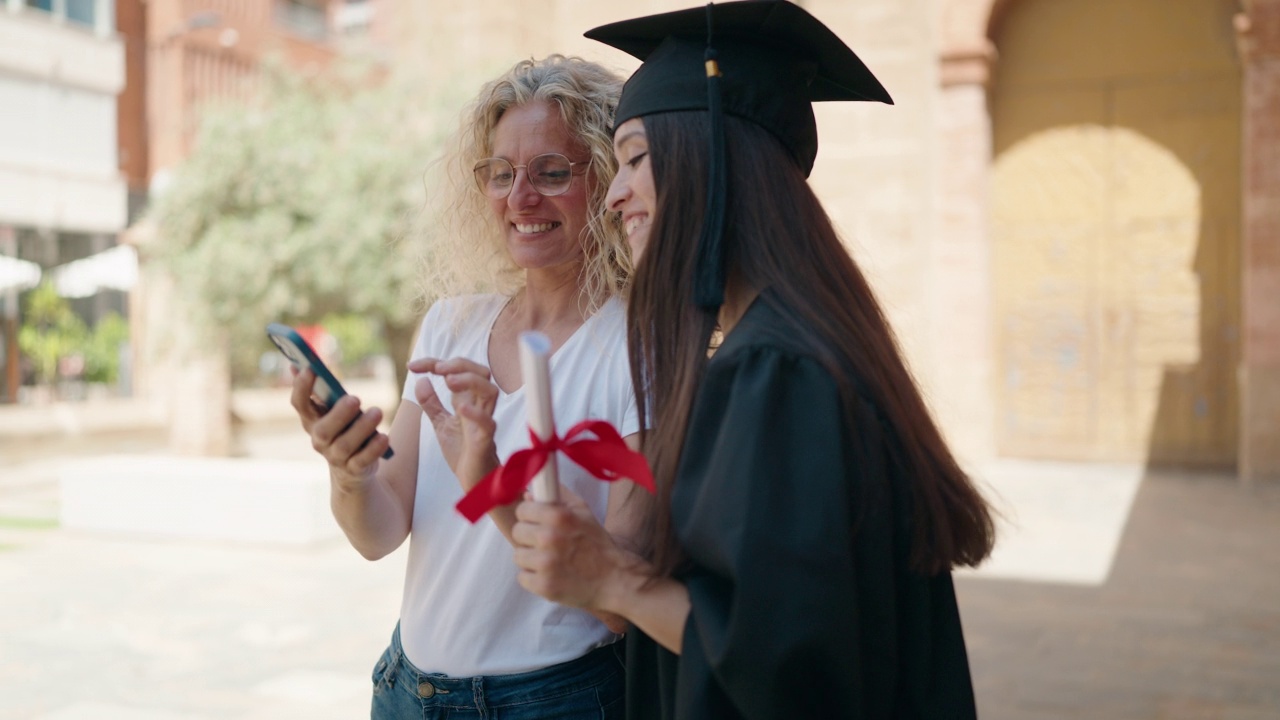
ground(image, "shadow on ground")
xmin=957 ymin=469 xmax=1280 ymax=719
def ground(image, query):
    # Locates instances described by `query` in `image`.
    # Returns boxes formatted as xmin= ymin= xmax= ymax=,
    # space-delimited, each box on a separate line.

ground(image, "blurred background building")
xmin=0 ymin=0 xmax=126 ymax=403
xmin=2 ymin=0 xmax=1278 ymax=482
xmin=0 ymin=0 xmax=383 ymax=449
xmin=118 ymin=0 xmax=353 ymax=454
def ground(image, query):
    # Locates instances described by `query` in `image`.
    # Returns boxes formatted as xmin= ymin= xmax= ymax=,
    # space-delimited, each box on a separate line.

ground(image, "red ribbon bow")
xmin=455 ymin=419 xmax=655 ymax=523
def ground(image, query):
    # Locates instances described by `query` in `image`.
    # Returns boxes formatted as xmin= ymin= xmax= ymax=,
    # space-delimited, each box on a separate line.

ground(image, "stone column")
xmin=1236 ymin=0 xmax=1280 ymax=483
xmin=933 ymin=43 xmax=998 ymax=465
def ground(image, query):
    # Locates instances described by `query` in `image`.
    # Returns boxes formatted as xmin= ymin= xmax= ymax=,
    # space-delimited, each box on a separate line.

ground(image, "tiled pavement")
xmin=2 ymin=395 xmax=1279 ymax=719
xmin=958 ymin=469 xmax=1280 ymax=719
xmin=0 ymin=416 xmax=405 ymax=720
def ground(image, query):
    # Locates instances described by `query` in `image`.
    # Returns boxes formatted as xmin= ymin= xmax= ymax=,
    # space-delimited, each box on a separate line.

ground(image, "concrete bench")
xmin=59 ymin=455 xmax=339 ymax=545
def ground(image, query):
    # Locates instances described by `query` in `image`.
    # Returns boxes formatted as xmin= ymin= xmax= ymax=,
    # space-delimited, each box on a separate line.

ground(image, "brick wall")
xmin=1238 ymin=0 xmax=1280 ymax=481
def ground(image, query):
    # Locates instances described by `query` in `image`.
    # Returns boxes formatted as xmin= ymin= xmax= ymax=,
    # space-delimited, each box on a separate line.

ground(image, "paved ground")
xmin=1 ymin=391 xmax=1279 ymax=719
xmin=959 ymin=467 xmax=1280 ymax=719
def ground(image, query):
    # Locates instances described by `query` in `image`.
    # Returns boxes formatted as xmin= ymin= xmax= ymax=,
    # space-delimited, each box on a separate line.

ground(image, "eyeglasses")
xmin=472 ymin=153 xmax=589 ymax=199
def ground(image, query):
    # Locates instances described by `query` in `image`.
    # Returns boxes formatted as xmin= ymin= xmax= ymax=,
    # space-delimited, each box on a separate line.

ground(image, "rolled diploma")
xmin=519 ymin=331 xmax=559 ymax=502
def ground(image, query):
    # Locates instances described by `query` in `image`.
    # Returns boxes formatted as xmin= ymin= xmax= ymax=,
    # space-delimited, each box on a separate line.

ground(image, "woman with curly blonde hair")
xmin=424 ymin=55 xmax=632 ymax=311
xmin=289 ymin=55 xmax=637 ymax=719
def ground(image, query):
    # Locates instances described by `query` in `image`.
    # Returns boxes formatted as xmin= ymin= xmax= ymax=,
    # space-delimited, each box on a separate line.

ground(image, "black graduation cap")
xmin=586 ymin=0 xmax=893 ymax=308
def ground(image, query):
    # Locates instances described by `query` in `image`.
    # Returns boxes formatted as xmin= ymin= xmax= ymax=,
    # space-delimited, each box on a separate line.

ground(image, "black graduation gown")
xmin=625 ymin=295 xmax=977 ymax=720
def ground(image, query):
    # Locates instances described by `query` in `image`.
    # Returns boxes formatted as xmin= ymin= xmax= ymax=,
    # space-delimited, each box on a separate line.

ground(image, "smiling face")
xmin=488 ymin=99 xmax=592 ymax=274
xmin=606 ymin=117 xmax=656 ymax=262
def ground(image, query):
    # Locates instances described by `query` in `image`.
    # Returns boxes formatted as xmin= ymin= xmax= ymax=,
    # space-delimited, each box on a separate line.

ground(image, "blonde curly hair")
xmin=418 ymin=55 xmax=629 ymax=313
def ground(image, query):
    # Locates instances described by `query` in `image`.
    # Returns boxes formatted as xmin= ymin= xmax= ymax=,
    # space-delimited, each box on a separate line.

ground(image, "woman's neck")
xmin=512 ymin=263 xmax=588 ymax=331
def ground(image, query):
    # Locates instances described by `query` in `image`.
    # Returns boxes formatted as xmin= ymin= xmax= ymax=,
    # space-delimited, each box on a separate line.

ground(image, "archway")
xmin=939 ymin=0 xmax=1245 ymax=467
xmin=988 ymin=0 xmax=1242 ymax=465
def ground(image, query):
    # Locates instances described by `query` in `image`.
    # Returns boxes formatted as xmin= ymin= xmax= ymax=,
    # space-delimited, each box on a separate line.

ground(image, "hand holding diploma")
xmin=454 ymin=331 xmax=655 ymax=523
xmin=511 ymin=484 xmax=646 ymax=611
xmin=512 ymin=484 xmax=693 ymax=653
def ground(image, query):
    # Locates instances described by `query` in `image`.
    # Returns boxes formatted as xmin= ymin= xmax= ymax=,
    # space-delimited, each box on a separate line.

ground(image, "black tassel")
xmin=695 ymin=4 xmax=727 ymax=309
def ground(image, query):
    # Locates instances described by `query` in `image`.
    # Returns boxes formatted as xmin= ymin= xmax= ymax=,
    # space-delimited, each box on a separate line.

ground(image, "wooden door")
xmin=991 ymin=0 xmax=1242 ymax=466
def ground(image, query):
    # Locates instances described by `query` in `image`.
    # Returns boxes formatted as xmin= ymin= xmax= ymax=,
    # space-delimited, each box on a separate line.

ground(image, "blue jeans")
xmin=370 ymin=624 xmax=625 ymax=719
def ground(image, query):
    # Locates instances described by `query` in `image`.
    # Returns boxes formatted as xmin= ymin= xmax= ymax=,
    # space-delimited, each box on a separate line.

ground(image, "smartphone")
xmin=266 ymin=322 xmax=394 ymax=460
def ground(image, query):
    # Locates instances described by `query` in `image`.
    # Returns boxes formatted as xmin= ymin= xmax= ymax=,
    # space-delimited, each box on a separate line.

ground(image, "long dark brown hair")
xmin=628 ymin=111 xmax=995 ymax=576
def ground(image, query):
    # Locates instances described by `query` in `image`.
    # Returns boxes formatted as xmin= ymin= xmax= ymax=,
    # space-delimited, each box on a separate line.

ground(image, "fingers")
xmin=515 ymin=498 xmax=558 ymax=525
xmin=510 ymin=507 xmax=610 ymax=610
xmin=309 ymin=396 xmax=386 ymax=471
xmin=511 ymin=502 xmax=573 ymax=545
xmin=512 ymin=546 xmax=544 ymax=572
xmin=409 ymin=356 xmax=492 ymax=382
xmin=427 ymin=358 xmax=497 ymax=413
xmin=510 ymin=515 xmax=544 ymax=549
xmin=557 ymin=483 xmax=591 ymax=513
xmin=309 ymin=395 xmax=359 ymax=447
xmin=411 ymin=356 xmax=499 ymax=426
xmin=513 ymin=499 xmax=585 ymax=538
xmin=441 ymin=371 xmax=499 ymax=428
xmin=444 ymin=371 xmax=499 ymax=408
xmin=289 ymin=367 xmax=313 ymax=414
xmin=456 ymin=402 xmax=496 ymax=439
xmin=289 ymin=369 xmax=322 ymax=427
xmin=406 ymin=356 xmax=439 ymax=374
xmin=345 ymin=427 xmax=392 ymax=471
xmin=515 ymin=565 xmax=551 ymax=600
xmin=512 ymin=548 xmax=565 ymax=598
xmin=432 ymin=357 xmax=491 ymax=379
xmin=327 ymin=402 xmax=385 ymax=462
xmin=415 ymin=376 xmax=451 ymax=427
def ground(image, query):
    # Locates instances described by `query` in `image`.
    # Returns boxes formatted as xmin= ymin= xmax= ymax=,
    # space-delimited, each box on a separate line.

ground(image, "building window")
xmin=22 ymin=0 xmax=112 ymax=34
xmin=274 ymin=0 xmax=328 ymax=41
xmin=335 ymin=0 xmax=372 ymax=36
xmin=66 ymin=0 xmax=95 ymax=27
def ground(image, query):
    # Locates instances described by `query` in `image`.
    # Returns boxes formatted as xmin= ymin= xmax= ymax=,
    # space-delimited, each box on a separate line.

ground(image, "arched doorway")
xmin=989 ymin=0 xmax=1242 ymax=466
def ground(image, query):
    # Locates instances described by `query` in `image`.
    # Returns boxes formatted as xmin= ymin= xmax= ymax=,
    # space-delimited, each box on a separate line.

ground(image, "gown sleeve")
xmin=670 ymin=345 xmax=885 ymax=719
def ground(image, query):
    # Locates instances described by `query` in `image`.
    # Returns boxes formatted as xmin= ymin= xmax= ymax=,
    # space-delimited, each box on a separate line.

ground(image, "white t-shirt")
xmin=398 ymin=294 xmax=639 ymax=676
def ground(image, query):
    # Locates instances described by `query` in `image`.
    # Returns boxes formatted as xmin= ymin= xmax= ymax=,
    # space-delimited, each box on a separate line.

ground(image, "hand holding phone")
xmin=267 ymin=323 xmax=394 ymax=460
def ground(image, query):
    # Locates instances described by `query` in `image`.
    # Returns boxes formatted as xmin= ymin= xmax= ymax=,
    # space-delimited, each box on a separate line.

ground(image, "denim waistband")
xmin=383 ymin=623 xmax=624 ymax=708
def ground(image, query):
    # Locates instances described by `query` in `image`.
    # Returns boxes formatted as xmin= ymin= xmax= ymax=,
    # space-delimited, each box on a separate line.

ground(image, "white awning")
xmin=0 ymin=254 xmax=42 ymax=294
xmin=51 ymin=245 xmax=138 ymax=298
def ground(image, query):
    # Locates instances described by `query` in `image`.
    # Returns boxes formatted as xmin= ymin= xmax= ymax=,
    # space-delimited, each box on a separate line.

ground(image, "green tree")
xmin=82 ymin=312 xmax=129 ymax=385
xmin=321 ymin=312 xmax=388 ymax=371
xmin=146 ymin=61 xmax=453 ymax=445
xmin=18 ymin=281 xmax=88 ymax=391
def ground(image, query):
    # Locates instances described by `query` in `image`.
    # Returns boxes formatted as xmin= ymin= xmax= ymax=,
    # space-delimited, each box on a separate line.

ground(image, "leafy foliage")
xmin=146 ymin=61 xmax=451 ymax=370
xmin=82 ymin=312 xmax=129 ymax=384
xmin=17 ymin=283 xmax=130 ymax=387
xmin=17 ymin=282 xmax=88 ymax=386
xmin=321 ymin=312 xmax=387 ymax=369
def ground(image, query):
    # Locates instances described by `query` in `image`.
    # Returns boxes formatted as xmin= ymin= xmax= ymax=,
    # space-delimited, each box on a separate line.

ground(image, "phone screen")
xmin=269 ymin=332 xmax=344 ymax=408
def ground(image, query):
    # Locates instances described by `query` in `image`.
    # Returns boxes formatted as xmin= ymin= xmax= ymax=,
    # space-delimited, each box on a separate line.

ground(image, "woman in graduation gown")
xmin=511 ymin=2 xmax=997 ymax=718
